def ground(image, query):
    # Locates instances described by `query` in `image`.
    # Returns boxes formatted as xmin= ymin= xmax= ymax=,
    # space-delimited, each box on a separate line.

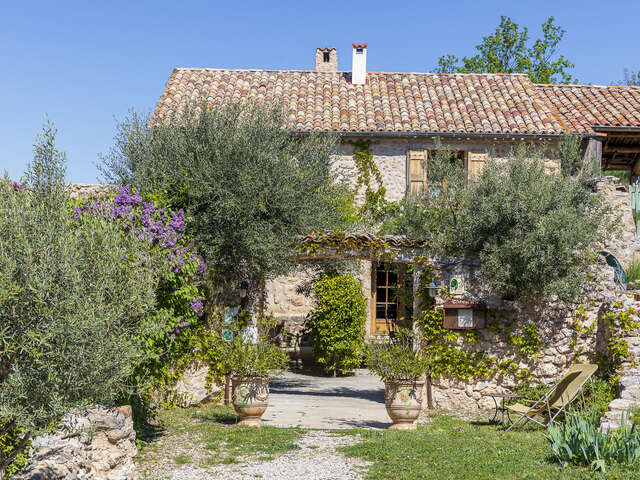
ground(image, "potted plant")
xmin=366 ymin=330 xmax=429 ymax=430
xmin=219 ymin=313 xmax=289 ymax=427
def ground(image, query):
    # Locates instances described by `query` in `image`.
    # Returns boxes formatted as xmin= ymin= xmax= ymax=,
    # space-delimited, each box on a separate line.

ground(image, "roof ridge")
xmin=172 ymin=67 xmax=530 ymax=77
xmin=537 ymin=83 xmax=640 ymax=90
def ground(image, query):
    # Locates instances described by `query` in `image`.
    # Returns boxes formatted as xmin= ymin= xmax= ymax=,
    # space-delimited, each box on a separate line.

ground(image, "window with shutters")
xmin=406 ymin=150 xmax=488 ymax=195
xmin=408 ymin=150 xmax=428 ymax=196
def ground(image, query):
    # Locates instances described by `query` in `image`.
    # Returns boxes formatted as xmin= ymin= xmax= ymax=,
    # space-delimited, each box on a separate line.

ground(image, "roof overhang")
xmin=595 ymin=126 xmax=640 ymax=171
xmin=291 ymin=130 xmax=592 ymax=140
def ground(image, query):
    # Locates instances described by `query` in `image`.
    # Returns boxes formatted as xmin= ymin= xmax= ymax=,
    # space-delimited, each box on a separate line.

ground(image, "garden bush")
xmin=195 ymin=309 xmax=289 ymax=387
xmin=383 ymin=140 xmax=612 ymax=302
xmin=73 ymin=185 xmax=208 ymax=410
xmin=307 ymin=274 xmax=367 ymax=376
xmin=0 ymin=121 xmax=205 ymax=474
xmin=464 ymin=145 xmax=611 ymax=301
xmin=547 ymin=409 xmax=640 ymax=472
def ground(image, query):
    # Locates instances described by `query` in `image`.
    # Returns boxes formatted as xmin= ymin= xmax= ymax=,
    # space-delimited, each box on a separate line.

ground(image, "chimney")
xmin=351 ymin=43 xmax=367 ymax=85
xmin=315 ymin=47 xmax=337 ymax=72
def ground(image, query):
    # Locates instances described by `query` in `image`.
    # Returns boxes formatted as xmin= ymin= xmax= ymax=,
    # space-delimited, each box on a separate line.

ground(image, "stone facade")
xmin=266 ymin=136 xmax=563 ymax=332
xmin=596 ymin=177 xmax=640 ymax=267
xmin=14 ymin=405 xmax=137 ymax=480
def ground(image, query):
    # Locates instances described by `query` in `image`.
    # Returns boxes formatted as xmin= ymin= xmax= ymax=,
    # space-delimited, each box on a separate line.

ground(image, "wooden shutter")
xmin=467 ymin=152 xmax=488 ymax=180
xmin=408 ymin=150 xmax=428 ymax=195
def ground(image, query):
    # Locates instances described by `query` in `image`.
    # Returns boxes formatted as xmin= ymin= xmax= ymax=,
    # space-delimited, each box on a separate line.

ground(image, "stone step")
xmin=619 ymin=375 xmax=640 ymax=388
xmin=608 ymin=398 xmax=637 ymax=411
xmin=621 ymin=386 xmax=640 ymax=401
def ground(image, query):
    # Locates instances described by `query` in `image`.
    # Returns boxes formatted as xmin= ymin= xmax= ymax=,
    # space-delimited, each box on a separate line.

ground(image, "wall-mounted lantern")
xmin=442 ymin=301 xmax=487 ymax=330
xmin=426 ymin=280 xmax=439 ymax=298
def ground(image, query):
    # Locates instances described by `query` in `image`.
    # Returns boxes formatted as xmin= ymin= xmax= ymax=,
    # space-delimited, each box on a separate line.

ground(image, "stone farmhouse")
xmin=154 ymin=44 xmax=640 ymax=339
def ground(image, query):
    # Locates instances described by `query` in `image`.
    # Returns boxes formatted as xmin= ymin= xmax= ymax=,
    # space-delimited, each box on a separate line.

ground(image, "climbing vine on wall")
xmin=413 ymin=267 xmax=551 ymax=382
xmin=349 ymin=139 xmax=387 ymax=217
xmin=415 ymin=268 xmax=496 ymax=380
xmin=596 ymin=305 xmax=640 ymax=379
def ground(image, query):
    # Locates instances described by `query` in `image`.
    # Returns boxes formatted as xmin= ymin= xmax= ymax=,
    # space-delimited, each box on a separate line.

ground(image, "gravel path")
xmin=140 ymin=430 xmax=371 ymax=480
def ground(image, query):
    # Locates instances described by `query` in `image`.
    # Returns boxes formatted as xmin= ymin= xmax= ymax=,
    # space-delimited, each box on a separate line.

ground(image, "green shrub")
xmin=547 ymin=409 xmax=640 ymax=472
xmin=383 ymin=140 xmax=612 ymax=302
xmin=223 ymin=338 xmax=290 ymax=379
xmin=308 ymin=275 xmax=367 ymax=376
xmin=0 ymin=121 xmax=172 ymax=475
xmin=0 ymin=423 xmax=28 ymax=478
xmin=196 ymin=309 xmax=289 ymax=381
xmin=366 ymin=330 xmax=429 ymax=381
xmin=464 ymin=145 xmax=611 ymax=301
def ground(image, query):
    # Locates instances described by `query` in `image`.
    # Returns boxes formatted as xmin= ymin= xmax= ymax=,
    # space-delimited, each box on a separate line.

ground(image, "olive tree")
xmin=463 ymin=143 xmax=610 ymax=301
xmin=0 ymin=122 xmax=168 ymax=474
xmin=383 ymin=138 xmax=612 ymax=302
xmin=100 ymin=102 xmax=352 ymax=304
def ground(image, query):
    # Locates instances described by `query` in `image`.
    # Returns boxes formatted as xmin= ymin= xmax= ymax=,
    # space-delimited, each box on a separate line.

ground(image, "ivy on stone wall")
xmin=414 ymin=268 xmax=551 ymax=382
xmin=415 ymin=268 xmax=497 ymax=381
xmin=349 ymin=139 xmax=387 ymax=217
xmin=596 ymin=305 xmax=640 ymax=379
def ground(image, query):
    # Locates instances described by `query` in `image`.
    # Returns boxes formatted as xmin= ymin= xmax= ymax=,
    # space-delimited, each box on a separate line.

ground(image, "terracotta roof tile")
xmin=154 ymin=69 xmax=569 ymax=135
xmin=154 ymin=69 xmax=640 ymax=135
xmin=537 ymin=84 xmax=640 ymax=133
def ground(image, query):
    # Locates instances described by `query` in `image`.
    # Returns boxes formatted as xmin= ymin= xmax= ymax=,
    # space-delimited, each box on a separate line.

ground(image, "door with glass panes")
xmin=371 ymin=263 xmax=412 ymax=334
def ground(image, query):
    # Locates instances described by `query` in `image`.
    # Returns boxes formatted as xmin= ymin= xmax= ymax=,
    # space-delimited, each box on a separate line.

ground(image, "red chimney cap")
xmin=352 ymin=43 xmax=368 ymax=49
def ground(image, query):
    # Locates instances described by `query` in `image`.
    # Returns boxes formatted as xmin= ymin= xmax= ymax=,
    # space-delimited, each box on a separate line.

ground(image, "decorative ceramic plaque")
xmin=449 ymin=275 xmax=466 ymax=296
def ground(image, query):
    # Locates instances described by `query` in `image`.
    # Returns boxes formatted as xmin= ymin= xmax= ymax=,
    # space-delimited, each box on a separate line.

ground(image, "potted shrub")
xmin=366 ymin=330 xmax=429 ymax=430
xmin=220 ymin=313 xmax=289 ymax=427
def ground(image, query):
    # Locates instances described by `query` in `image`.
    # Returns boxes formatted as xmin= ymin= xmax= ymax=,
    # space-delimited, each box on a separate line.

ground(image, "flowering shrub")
xmin=73 ymin=185 xmax=208 ymax=405
xmin=1 ymin=121 xmax=174 ymax=475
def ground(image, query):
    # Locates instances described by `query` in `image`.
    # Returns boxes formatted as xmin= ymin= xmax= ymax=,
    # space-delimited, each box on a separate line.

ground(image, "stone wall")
xmin=68 ymin=183 xmax=115 ymax=199
xmin=596 ymin=176 xmax=639 ymax=267
xmin=426 ymin=259 xmax=624 ymax=412
xmin=14 ymin=405 xmax=137 ymax=480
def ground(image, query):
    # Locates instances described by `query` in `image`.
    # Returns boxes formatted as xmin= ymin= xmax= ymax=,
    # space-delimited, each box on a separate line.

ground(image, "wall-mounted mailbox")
xmin=442 ymin=302 xmax=486 ymax=330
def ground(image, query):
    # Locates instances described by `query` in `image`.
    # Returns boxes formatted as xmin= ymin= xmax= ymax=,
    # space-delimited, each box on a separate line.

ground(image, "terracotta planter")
xmin=384 ymin=379 xmax=425 ymax=430
xmin=231 ymin=376 xmax=270 ymax=427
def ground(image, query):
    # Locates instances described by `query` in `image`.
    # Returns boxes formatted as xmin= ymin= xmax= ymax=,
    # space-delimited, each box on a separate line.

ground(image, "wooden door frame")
xmin=370 ymin=262 xmax=406 ymax=335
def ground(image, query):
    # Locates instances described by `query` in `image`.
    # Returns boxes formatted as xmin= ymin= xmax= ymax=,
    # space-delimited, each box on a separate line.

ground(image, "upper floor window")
xmin=407 ymin=150 xmax=487 ymax=196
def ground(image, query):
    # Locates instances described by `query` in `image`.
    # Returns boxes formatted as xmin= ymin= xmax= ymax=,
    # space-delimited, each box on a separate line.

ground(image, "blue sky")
xmin=1 ymin=0 xmax=638 ymax=182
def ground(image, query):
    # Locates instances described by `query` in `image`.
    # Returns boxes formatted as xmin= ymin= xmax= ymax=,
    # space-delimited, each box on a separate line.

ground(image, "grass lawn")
xmin=136 ymin=406 xmax=303 ymax=468
xmin=340 ymin=414 xmax=640 ymax=480
xmin=136 ymin=406 xmax=640 ymax=479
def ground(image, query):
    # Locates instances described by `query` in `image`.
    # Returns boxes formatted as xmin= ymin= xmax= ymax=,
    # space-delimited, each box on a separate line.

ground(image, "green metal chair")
xmin=505 ymin=363 xmax=598 ymax=431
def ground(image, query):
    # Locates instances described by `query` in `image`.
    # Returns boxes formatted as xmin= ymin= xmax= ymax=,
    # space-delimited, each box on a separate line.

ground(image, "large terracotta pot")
xmin=384 ymin=379 xmax=425 ymax=430
xmin=231 ymin=376 xmax=270 ymax=427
